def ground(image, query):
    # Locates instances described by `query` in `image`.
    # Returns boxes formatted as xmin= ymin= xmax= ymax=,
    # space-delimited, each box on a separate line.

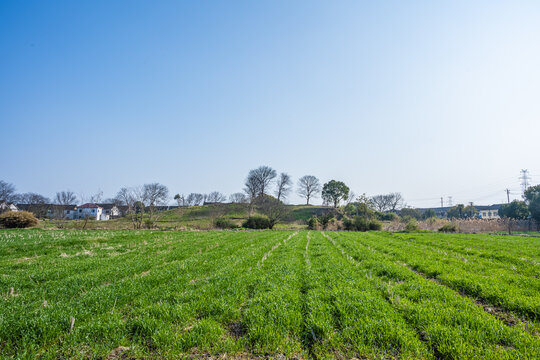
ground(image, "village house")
xmin=46 ymin=205 xmax=77 ymax=219
xmin=0 ymin=201 xmax=19 ymax=213
xmin=72 ymin=203 xmax=108 ymax=220
xmin=477 ymin=205 xmax=501 ymax=219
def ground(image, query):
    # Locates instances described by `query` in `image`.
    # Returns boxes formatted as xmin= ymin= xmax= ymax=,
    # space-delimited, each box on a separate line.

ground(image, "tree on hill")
xmin=246 ymin=166 xmax=277 ymax=198
xmin=322 ymin=180 xmax=350 ymax=208
xmin=174 ymin=194 xmax=186 ymax=206
xmin=371 ymin=194 xmax=391 ymax=212
xmin=524 ymin=185 xmax=540 ymax=225
xmin=297 ymin=175 xmax=321 ymax=205
xmin=186 ymin=193 xmax=204 ymax=206
xmin=143 ymin=183 xmax=169 ymax=226
xmin=258 ymin=196 xmax=289 ymax=229
xmin=275 ymin=173 xmax=292 ymax=202
xmin=229 ymin=192 xmax=247 ymax=203
xmin=207 ymin=191 xmax=226 ymax=203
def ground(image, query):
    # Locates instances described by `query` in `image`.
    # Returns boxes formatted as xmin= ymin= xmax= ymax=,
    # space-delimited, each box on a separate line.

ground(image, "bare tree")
xmin=207 ymin=191 xmax=226 ymax=203
xmin=193 ymin=193 xmax=206 ymax=206
xmin=371 ymin=194 xmax=392 ymax=212
xmin=247 ymin=166 xmax=277 ymax=198
xmin=387 ymin=192 xmax=404 ymax=212
xmin=174 ymin=193 xmax=186 ymax=206
xmin=275 ymin=173 xmax=292 ymax=202
xmin=115 ymin=187 xmax=133 ymax=208
xmin=229 ymin=192 xmax=247 ymax=203
xmin=143 ymin=183 xmax=169 ymax=226
xmin=346 ymin=191 xmax=356 ymax=206
xmin=115 ymin=187 xmax=144 ymax=229
xmin=89 ymin=190 xmax=103 ymax=203
xmin=55 ymin=191 xmax=77 ymax=205
xmin=0 ymin=180 xmax=17 ymax=202
xmin=297 ymin=175 xmax=321 ymax=205
xmin=244 ymin=175 xmax=260 ymax=203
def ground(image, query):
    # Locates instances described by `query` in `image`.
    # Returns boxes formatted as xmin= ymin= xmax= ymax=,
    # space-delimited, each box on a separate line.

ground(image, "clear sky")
xmin=1 ymin=1 xmax=539 ymax=207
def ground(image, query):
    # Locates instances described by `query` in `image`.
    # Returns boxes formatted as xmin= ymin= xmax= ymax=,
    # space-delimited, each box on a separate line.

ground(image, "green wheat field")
xmin=0 ymin=230 xmax=539 ymax=359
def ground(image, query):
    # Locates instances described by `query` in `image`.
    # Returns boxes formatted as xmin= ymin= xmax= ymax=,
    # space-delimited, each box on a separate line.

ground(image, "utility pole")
xmin=505 ymin=189 xmax=510 ymax=203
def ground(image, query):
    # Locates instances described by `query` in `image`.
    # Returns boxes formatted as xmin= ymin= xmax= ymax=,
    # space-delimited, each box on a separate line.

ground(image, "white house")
xmin=97 ymin=204 xmax=122 ymax=219
xmin=477 ymin=205 xmax=501 ymax=219
xmin=74 ymin=203 xmax=109 ymax=220
xmin=0 ymin=201 xmax=19 ymax=213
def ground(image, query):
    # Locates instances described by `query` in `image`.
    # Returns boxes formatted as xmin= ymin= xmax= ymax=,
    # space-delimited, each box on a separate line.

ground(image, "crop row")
xmin=340 ymin=231 xmax=540 ymax=321
xmin=328 ymin=231 xmax=540 ymax=359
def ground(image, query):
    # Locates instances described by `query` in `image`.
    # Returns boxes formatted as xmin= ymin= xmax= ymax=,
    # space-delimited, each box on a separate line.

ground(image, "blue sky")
xmin=1 ymin=1 xmax=539 ymax=207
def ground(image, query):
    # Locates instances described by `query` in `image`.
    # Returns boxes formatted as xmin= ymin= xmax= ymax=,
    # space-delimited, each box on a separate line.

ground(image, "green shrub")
xmin=144 ymin=219 xmax=154 ymax=229
xmin=375 ymin=211 xmax=398 ymax=221
xmin=307 ymin=216 xmax=319 ymax=230
xmin=404 ymin=219 xmax=419 ymax=232
xmin=343 ymin=216 xmax=382 ymax=232
xmin=320 ymin=213 xmax=335 ymax=230
xmin=438 ymin=223 xmax=458 ymax=233
xmin=214 ymin=217 xmax=238 ymax=229
xmin=242 ymin=216 xmax=272 ymax=229
xmin=368 ymin=220 xmax=382 ymax=231
xmin=0 ymin=211 xmax=38 ymax=228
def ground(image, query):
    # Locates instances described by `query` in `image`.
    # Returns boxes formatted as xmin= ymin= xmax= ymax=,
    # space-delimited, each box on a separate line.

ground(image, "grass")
xmin=0 ymin=229 xmax=539 ymax=359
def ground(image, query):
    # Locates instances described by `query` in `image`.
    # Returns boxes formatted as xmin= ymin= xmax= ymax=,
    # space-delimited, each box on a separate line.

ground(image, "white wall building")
xmin=74 ymin=203 xmax=108 ymax=220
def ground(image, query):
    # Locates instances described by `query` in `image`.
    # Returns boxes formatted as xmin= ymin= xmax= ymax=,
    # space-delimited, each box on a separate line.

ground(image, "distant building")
xmin=96 ymin=203 xmax=122 ymax=219
xmin=0 ymin=201 xmax=19 ymax=213
xmin=477 ymin=205 xmax=501 ymax=219
xmin=47 ymin=205 xmax=77 ymax=219
xmin=417 ymin=203 xmax=503 ymax=219
xmin=74 ymin=203 xmax=108 ymax=220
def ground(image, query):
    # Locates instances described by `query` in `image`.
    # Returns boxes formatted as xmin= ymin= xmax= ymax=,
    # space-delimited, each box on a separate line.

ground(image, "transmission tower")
xmin=447 ymin=196 xmax=453 ymax=207
xmin=520 ymin=169 xmax=530 ymax=194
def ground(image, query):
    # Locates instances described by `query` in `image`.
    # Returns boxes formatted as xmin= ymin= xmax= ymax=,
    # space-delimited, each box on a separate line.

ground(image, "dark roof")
xmin=96 ymin=203 xmax=117 ymax=210
xmin=77 ymin=203 xmax=102 ymax=209
xmin=46 ymin=204 xmax=77 ymax=211
xmin=475 ymin=204 xmax=503 ymax=211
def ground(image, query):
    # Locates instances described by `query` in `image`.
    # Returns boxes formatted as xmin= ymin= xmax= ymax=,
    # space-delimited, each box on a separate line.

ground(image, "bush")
xmin=369 ymin=220 xmax=382 ymax=231
xmin=375 ymin=211 xmax=398 ymax=221
xmin=404 ymin=219 xmax=419 ymax=232
xmin=242 ymin=216 xmax=272 ymax=229
xmin=343 ymin=216 xmax=382 ymax=232
xmin=307 ymin=216 xmax=319 ymax=230
xmin=320 ymin=213 xmax=335 ymax=230
xmin=144 ymin=219 xmax=154 ymax=229
xmin=214 ymin=217 xmax=238 ymax=229
xmin=438 ymin=223 xmax=458 ymax=233
xmin=0 ymin=211 xmax=38 ymax=228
